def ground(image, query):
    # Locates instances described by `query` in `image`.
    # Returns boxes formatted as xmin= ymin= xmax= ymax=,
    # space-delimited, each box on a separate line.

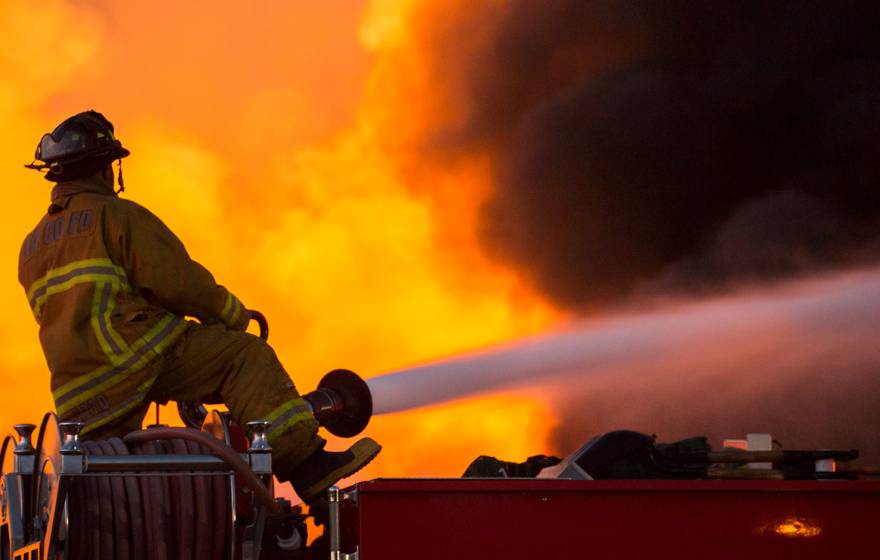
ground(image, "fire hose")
xmin=67 ymin=436 xmax=231 ymax=560
xmin=60 ymin=426 xmax=281 ymax=560
xmin=122 ymin=427 xmax=279 ymax=514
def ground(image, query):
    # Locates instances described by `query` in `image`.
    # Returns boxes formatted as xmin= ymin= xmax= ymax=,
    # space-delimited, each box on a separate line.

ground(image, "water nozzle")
xmin=304 ymin=369 xmax=373 ymax=438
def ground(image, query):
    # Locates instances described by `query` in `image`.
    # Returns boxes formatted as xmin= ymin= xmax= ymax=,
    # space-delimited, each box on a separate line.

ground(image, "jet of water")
xmin=367 ymin=268 xmax=880 ymax=415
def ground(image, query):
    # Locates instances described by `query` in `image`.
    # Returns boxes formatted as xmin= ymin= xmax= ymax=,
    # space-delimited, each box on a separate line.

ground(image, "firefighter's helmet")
xmin=25 ymin=110 xmax=130 ymax=183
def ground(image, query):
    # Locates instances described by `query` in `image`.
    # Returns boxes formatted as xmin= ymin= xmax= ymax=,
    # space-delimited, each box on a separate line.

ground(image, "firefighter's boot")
xmin=286 ymin=438 xmax=382 ymax=503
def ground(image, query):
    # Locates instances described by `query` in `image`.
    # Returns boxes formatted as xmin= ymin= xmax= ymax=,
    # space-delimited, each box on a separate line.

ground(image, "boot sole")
xmin=299 ymin=438 xmax=382 ymax=502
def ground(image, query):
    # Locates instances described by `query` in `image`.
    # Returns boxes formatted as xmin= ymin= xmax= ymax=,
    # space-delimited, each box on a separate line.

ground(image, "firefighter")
xmin=19 ymin=110 xmax=380 ymax=502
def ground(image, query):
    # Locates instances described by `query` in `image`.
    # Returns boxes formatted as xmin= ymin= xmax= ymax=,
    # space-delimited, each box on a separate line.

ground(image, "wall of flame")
xmin=0 ymin=0 xmax=562 ymax=479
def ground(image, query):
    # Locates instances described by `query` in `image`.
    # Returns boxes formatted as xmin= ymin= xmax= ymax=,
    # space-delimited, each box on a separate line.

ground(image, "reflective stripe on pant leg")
xmin=149 ymin=323 xmax=325 ymax=470
xmin=263 ymin=398 xmax=322 ymax=466
xmin=267 ymin=409 xmax=322 ymax=470
xmin=220 ymin=338 xmax=323 ymax=468
xmin=80 ymin=387 xmax=151 ymax=437
xmin=79 ymin=396 xmax=152 ymax=440
xmin=264 ymin=398 xmax=313 ymax=435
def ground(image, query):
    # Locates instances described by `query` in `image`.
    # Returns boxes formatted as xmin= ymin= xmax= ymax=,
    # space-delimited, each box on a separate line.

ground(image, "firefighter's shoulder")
xmin=103 ymin=196 xmax=171 ymax=230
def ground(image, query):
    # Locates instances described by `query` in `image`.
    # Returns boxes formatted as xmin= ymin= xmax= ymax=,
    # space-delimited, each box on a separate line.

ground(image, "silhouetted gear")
xmin=18 ymin=177 xmax=252 ymax=439
xmin=25 ymin=110 xmax=130 ymax=183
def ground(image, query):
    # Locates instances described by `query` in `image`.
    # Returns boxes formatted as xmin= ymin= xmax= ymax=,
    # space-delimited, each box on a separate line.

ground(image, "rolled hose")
xmin=69 ymin=435 xmax=223 ymax=559
xmin=123 ymin=427 xmax=281 ymax=515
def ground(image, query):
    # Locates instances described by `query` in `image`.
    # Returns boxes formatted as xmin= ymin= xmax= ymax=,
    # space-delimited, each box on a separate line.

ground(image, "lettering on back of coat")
xmin=22 ymin=209 xmax=95 ymax=260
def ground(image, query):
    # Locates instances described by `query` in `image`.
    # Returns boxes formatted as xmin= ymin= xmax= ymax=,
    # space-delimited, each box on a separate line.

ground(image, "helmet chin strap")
xmin=116 ymin=159 xmax=125 ymax=194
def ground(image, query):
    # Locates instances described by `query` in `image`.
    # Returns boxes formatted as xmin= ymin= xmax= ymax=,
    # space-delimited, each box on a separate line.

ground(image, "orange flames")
xmin=0 ymin=0 xmax=560 ymax=480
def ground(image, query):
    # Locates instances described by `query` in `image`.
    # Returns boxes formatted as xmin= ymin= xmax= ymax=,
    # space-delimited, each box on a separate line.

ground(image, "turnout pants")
xmin=84 ymin=322 xmax=325 ymax=472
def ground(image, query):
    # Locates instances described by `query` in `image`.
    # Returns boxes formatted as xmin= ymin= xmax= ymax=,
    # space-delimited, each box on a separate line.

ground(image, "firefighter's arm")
xmin=109 ymin=201 xmax=250 ymax=330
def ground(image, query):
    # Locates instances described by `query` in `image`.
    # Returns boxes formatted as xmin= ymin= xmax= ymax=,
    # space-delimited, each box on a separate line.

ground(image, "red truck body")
xmin=339 ymin=478 xmax=880 ymax=559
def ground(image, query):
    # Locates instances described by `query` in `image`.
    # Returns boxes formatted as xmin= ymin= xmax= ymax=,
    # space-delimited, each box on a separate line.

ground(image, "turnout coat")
xmin=18 ymin=175 xmax=248 ymax=437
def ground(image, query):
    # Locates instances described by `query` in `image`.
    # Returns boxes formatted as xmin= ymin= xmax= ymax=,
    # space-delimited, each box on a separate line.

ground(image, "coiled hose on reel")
xmin=66 ymin=436 xmax=231 ymax=560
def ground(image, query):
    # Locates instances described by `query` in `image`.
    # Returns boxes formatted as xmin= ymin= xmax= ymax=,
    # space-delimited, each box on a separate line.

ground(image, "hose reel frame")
xmin=0 ymin=412 xmax=294 ymax=560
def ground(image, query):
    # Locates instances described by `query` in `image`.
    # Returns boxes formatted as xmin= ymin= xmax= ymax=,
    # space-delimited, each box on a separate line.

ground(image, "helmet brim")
xmin=27 ymin=111 xmax=130 ymax=176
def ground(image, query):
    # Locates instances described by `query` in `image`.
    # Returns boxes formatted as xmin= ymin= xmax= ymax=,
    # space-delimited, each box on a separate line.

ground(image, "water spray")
xmin=365 ymin=269 xmax=880 ymax=415
xmin=180 ymin=269 xmax=880 ymax=443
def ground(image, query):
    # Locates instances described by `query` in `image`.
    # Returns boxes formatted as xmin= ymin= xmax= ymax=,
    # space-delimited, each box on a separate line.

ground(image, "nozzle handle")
xmin=248 ymin=310 xmax=269 ymax=341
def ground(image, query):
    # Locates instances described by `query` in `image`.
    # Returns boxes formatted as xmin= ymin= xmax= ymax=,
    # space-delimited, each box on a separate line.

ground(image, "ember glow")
xmin=773 ymin=519 xmax=822 ymax=539
xmin=755 ymin=518 xmax=822 ymax=539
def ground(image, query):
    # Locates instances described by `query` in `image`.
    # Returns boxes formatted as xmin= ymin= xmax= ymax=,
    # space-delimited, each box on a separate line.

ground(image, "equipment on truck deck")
xmin=534 ymin=430 xmax=863 ymax=481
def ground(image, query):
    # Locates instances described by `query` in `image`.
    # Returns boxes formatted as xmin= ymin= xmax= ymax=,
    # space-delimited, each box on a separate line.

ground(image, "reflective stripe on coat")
xmin=19 ymin=175 xmax=249 ymax=436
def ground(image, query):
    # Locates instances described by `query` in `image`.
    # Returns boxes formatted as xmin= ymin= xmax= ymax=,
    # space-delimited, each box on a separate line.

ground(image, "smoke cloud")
xmin=435 ymin=1 xmax=880 ymax=309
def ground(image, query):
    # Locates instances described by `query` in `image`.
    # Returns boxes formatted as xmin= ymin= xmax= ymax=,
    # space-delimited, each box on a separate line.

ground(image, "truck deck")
xmin=333 ymin=478 xmax=880 ymax=559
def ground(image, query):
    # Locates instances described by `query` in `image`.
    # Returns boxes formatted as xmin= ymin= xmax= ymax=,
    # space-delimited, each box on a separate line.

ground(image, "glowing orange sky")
xmin=0 ymin=0 xmax=562 ymax=479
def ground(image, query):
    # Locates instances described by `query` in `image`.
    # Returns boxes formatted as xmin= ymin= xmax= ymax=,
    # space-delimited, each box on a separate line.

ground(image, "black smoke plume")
xmin=443 ymin=1 xmax=880 ymax=309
